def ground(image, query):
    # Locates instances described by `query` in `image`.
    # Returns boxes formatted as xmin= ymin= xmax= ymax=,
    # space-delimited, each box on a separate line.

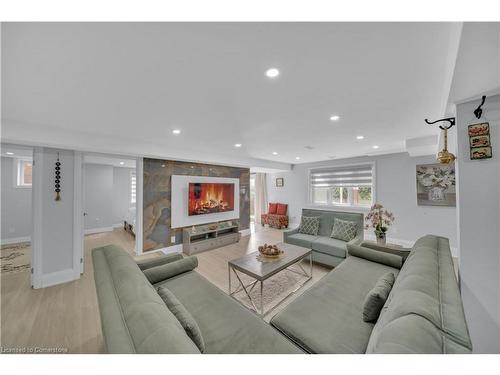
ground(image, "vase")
xmin=428 ymin=186 xmax=445 ymax=201
xmin=375 ymin=230 xmax=386 ymax=245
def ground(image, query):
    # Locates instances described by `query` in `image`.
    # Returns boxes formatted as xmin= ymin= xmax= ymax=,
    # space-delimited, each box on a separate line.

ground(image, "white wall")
xmin=84 ymin=164 xmax=134 ymax=232
xmin=112 ymin=167 xmax=134 ymax=225
xmin=456 ymin=94 xmax=500 ymax=353
xmin=1 ymin=156 xmax=32 ymax=243
xmin=267 ymin=152 xmax=458 ymax=250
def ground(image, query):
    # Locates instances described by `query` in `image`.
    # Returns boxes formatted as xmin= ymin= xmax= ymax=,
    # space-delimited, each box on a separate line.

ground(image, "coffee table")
xmin=228 ymin=242 xmax=312 ymax=317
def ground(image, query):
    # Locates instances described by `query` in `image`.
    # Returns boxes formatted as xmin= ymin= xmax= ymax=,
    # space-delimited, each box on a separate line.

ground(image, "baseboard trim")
xmin=39 ymin=268 xmax=79 ymax=289
xmin=1 ymin=236 xmax=31 ymax=245
xmin=112 ymin=223 xmax=123 ymax=229
xmin=239 ymin=228 xmax=251 ymax=237
xmin=84 ymin=226 xmax=114 ymax=235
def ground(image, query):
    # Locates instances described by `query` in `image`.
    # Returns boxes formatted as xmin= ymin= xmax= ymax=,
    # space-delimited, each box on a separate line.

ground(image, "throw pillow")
xmin=362 ymin=272 xmax=395 ymax=322
xmin=330 ymin=218 xmax=357 ymax=242
xmin=157 ymin=286 xmax=205 ymax=352
xmin=268 ymin=203 xmax=278 ymax=214
xmin=299 ymin=216 xmax=320 ymax=235
xmin=143 ymin=256 xmax=198 ymax=284
xmin=276 ymin=203 xmax=288 ymax=215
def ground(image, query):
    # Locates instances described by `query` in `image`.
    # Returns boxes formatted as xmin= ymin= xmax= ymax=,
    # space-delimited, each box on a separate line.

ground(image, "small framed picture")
xmin=468 ymin=122 xmax=492 ymax=160
xmin=470 ymin=146 xmax=492 ymax=160
xmin=276 ymin=177 xmax=284 ymax=187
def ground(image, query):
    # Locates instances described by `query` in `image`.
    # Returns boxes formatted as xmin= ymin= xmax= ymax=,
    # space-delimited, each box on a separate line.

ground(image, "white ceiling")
xmin=1 ymin=22 xmax=470 ymax=167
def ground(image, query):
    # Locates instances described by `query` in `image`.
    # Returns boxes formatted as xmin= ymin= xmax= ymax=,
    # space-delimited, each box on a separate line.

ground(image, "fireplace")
xmin=188 ymin=183 xmax=235 ymax=216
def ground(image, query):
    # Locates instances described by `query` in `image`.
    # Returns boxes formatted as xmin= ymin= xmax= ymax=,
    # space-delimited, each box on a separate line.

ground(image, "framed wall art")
xmin=276 ymin=177 xmax=284 ymax=187
xmin=468 ymin=122 xmax=492 ymax=160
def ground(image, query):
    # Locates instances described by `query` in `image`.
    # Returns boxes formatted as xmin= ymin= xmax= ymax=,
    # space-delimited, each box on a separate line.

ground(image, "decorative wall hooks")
xmin=473 ymin=96 xmax=487 ymax=119
xmin=424 ymin=117 xmax=456 ymax=130
xmin=55 ymin=153 xmax=62 ymax=201
xmin=425 ymin=117 xmax=456 ymax=164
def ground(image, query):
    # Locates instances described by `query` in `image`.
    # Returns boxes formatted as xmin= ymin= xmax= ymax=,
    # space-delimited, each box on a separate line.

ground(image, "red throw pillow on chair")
xmin=268 ymin=203 xmax=278 ymax=214
xmin=276 ymin=203 xmax=288 ymax=216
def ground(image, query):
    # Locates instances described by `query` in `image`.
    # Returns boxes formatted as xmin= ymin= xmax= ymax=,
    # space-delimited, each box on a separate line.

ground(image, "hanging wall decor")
xmin=55 ymin=153 xmax=62 ymax=201
xmin=468 ymin=122 xmax=492 ymax=160
xmin=424 ymin=117 xmax=456 ymax=164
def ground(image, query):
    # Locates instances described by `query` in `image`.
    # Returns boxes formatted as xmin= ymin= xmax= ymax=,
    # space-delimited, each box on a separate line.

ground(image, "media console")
xmin=182 ymin=221 xmax=240 ymax=255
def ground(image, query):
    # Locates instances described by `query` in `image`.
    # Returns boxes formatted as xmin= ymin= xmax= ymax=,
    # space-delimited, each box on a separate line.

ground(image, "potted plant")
xmin=365 ymin=203 xmax=395 ymax=245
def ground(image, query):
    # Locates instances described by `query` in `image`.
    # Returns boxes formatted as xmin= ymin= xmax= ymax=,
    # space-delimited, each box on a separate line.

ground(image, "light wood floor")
xmin=0 ymin=226 xmax=330 ymax=353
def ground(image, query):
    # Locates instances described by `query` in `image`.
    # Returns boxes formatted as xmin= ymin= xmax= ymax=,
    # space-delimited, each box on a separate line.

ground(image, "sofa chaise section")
xmin=272 ymin=235 xmax=472 ymax=354
xmin=92 ymin=245 xmax=302 ymax=354
xmin=270 ymin=255 xmax=399 ymax=353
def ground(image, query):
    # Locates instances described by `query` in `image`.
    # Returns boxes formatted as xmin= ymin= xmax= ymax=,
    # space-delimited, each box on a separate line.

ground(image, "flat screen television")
xmin=188 ymin=182 xmax=235 ymax=216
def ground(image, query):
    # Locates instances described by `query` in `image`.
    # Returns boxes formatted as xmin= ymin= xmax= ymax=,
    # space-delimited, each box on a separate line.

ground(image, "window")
xmin=130 ymin=171 xmax=137 ymax=204
xmin=310 ymin=163 xmax=374 ymax=208
xmin=16 ymin=159 xmax=33 ymax=187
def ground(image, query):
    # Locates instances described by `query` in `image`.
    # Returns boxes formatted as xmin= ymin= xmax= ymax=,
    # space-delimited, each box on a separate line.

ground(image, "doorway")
xmin=81 ymin=154 xmax=138 ymax=269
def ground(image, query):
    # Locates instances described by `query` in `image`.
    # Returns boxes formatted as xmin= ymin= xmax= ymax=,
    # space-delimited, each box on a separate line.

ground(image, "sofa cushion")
xmin=298 ymin=216 xmax=320 ymax=235
xmin=268 ymin=202 xmax=277 ymax=214
xmin=330 ymin=218 xmax=357 ymax=242
xmin=92 ymin=245 xmax=200 ymax=353
xmin=287 ymin=233 xmax=319 ymax=249
xmin=276 ymin=203 xmax=288 ymax=215
xmin=157 ymin=286 xmax=205 ymax=352
xmin=366 ymin=235 xmax=472 ymax=353
xmin=156 ymin=271 xmax=302 ymax=353
xmin=362 ymin=272 xmax=395 ymax=322
xmin=271 ymin=256 xmax=399 ymax=353
xmin=143 ymin=256 xmax=198 ymax=284
xmin=347 ymin=243 xmax=403 ymax=269
xmin=311 ymin=236 xmax=347 ymax=258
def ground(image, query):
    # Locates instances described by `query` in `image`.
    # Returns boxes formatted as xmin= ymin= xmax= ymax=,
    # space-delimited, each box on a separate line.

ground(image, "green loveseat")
xmin=284 ymin=209 xmax=364 ymax=267
xmin=92 ymin=245 xmax=302 ymax=354
xmin=270 ymin=235 xmax=472 ymax=353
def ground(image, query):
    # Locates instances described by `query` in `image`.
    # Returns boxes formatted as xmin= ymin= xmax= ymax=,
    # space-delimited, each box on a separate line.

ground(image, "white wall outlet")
xmin=170 ymin=236 xmax=176 ymax=243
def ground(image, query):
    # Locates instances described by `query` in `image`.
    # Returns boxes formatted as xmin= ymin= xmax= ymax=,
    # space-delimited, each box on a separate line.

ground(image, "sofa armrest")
xmin=136 ymin=252 xmax=184 ymax=271
xmin=283 ymin=227 xmax=300 ymax=242
xmin=360 ymin=241 xmax=411 ymax=262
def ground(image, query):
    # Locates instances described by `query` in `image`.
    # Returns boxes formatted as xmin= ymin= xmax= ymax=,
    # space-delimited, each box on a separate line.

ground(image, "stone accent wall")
xmin=143 ymin=158 xmax=250 ymax=252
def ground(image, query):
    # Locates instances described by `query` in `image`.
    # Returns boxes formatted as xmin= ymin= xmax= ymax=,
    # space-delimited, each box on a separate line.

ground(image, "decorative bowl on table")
xmin=258 ymin=243 xmax=284 ymax=258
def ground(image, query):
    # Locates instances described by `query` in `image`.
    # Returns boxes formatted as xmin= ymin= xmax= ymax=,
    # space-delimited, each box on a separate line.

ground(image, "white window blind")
xmin=130 ymin=171 xmax=137 ymax=204
xmin=310 ymin=164 xmax=373 ymax=188
xmin=310 ymin=164 xmax=374 ymax=207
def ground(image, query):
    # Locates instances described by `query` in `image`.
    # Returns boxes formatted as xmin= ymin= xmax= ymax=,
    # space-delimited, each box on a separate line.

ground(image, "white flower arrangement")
xmin=417 ymin=165 xmax=455 ymax=190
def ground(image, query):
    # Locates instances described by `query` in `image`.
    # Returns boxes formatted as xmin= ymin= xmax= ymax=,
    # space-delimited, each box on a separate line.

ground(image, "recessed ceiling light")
xmin=6 ymin=152 xmax=14 ymax=155
xmin=295 ymin=156 xmax=301 ymax=160
xmin=119 ymin=161 xmax=125 ymax=165
xmin=330 ymin=115 xmax=340 ymax=121
xmin=172 ymin=129 xmax=181 ymax=135
xmin=234 ymin=143 xmax=242 ymax=148
xmin=356 ymin=135 xmax=364 ymax=140
xmin=265 ymin=68 xmax=280 ymax=78
xmin=372 ymin=145 xmax=380 ymax=149
xmin=272 ymin=151 xmax=278 ymax=155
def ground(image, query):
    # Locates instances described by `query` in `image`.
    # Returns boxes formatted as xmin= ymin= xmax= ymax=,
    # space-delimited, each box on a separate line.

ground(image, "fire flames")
xmin=188 ymin=183 xmax=235 ymax=216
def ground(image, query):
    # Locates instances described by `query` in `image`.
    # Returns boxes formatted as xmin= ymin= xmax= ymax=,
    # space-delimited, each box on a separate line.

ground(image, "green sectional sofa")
xmin=92 ymin=245 xmax=302 ymax=354
xmin=270 ymin=235 xmax=472 ymax=353
xmin=284 ymin=209 xmax=364 ymax=267
xmin=92 ymin=235 xmax=471 ymax=354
